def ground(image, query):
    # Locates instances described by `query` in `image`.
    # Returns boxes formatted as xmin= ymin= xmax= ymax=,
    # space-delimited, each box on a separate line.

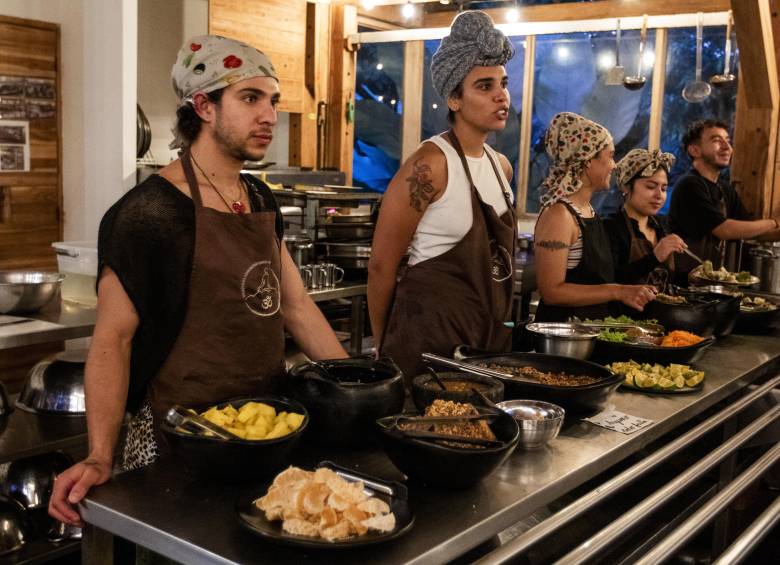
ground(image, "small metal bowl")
xmin=0 ymin=452 xmax=74 ymax=511
xmin=496 ymin=399 xmax=565 ymax=449
xmin=16 ymin=350 xmax=87 ymax=415
xmin=525 ymin=322 xmax=598 ymax=360
xmin=0 ymin=495 xmax=28 ymax=556
xmin=0 ymin=271 xmax=64 ymax=314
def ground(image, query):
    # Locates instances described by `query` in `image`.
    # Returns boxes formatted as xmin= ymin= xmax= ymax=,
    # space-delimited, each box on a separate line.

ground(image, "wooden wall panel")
xmin=209 ymin=0 xmax=307 ymax=114
xmin=0 ymin=15 xmax=61 ymax=271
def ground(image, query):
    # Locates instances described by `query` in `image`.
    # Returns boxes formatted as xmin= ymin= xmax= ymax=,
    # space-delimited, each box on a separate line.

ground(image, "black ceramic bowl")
xmin=376 ymin=407 xmax=519 ymax=489
xmin=735 ymin=293 xmax=780 ymax=333
xmin=411 ymin=372 xmax=504 ymax=413
xmin=591 ymin=336 xmax=715 ymax=365
xmin=454 ymin=351 xmax=621 ymax=416
xmin=643 ymin=299 xmax=718 ymax=337
xmin=160 ymin=396 xmax=308 ymax=481
xmin=286 ymin=357 xmax=405 ymax=446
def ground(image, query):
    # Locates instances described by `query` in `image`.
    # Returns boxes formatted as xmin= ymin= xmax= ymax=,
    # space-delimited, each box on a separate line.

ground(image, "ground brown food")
xmin=475 ymin=363 xmax=600 ymax=386
xmin=423 ymin=380 xmax=491 ymax=393
xmin=399 ymin=399 xmax=496 ymax=448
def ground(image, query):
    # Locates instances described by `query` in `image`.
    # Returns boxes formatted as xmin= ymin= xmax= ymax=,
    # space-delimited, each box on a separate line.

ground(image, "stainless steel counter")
xmin=0 ymin=284 xmax=368 ymax=351
xmin=80 ymin=332 xmax=780 ymax=565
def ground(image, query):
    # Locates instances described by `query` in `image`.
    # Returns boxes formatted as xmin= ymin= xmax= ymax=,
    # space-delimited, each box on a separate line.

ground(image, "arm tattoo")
xmin=406 ymin=159 xmax=435 ymax=212
xmin=536 ymin=240 xmax=570 ymax=251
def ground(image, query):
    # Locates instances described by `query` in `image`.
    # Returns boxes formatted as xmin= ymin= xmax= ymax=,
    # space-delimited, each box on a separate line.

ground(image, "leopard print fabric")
xmin=121 ymin=398 xmax=158 ymax=472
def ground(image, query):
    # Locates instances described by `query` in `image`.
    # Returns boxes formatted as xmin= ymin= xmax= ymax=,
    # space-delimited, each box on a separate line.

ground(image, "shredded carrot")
xmin=661 ymin=330 xmax=704 ymax=348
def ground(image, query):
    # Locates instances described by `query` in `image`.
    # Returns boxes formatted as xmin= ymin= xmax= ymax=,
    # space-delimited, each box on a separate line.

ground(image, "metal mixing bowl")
xmin=0 ymin=452 xmax=74 ymax=510
xmin=16 ymin=349 xmax=86 ymax=415
xmin=525 ymin=322 xmax=598 ymax=359
xmin=0 ymin=495 xmax=28 ymax=556
xmin=0 ymin=271 xmax=64 ymax=314
xmin=496 ymin=399 xmax=565 ymax=449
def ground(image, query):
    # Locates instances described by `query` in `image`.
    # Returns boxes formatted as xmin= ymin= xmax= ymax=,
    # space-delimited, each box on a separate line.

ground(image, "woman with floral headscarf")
xmin=604 ymin=149 xmax=687 ymax=288
xmin=369 ymin=11 xmax=517 ymax=381
xmin=533 ymin=112 xmax=658 ymax=322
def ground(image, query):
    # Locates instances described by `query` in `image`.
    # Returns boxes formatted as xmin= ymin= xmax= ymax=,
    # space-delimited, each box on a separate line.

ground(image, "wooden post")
xmin=648 ymin=28 xmax=668 ymax=151
xmin=730 ymin=0 xmax=779 ymax=217
xmin=516 ymin=36 xmax=536 ymax=216
xmin=401 ymin=41 xmax=424 ymax=162
xmin=289 ymin=1 xmax=330 ymax=168
xmin=326 ymin=1 xmax=358 ymax=183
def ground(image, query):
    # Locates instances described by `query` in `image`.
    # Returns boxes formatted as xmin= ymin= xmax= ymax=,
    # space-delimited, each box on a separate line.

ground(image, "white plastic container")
xmin=52 ymin=241 xmax=98 ymax=306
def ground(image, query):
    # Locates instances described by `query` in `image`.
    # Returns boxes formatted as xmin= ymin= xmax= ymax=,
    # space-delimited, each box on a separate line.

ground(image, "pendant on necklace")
xmin=232 ymin=201 xmax=245 ymax=214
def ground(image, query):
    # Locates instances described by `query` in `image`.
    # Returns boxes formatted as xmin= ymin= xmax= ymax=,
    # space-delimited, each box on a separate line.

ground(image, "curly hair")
xmin=172 ymin=88 xmax=225 ymax=147
xmin=681 ymin=119 xmax=730 ymax=155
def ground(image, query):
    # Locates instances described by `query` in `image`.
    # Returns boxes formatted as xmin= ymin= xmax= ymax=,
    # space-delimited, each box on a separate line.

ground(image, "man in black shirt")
xmin=50 ymin=35 xmax=348 ymax=527
xmin=669 ymin=119 xmax=780 ymax=277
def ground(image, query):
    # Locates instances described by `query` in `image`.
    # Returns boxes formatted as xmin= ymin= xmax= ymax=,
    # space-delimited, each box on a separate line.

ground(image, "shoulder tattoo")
xmin=405 ymin=159 xmax=436 ymax=212
xmin=536 ymin=240 xmax=570 ymax=251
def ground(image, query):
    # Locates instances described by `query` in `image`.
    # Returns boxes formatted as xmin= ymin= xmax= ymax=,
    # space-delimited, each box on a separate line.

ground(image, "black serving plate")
xmin=454 ymin=350 xmax=621 ymax=416
xmin=735 ymin=293 xmax=780 ymax=334
xmin=591 ymin=336 xmax=715 ymax=365
xmin=236 ymin=461 xmax=414 ymax=548
xmin=620 ymin=381 xmax=704 ymax=394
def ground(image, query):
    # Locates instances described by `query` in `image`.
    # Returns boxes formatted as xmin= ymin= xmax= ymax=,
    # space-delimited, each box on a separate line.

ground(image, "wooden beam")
xmin=516 ymin=36 xmax=535 ymax=217
xmin=648 ymin=28 xmax=668 ymax=151
xmin=325 ymin=1 xmax=358 ymax=182
xmin=290 ymin=1 xmax=330 ymax=168
xmin=730 ymin=0 xmax=778 ymax=218
xmin=423 ymin=0 xmax=730 ymax=29
xmin=400 ymin=41 xmax=423 ymax=163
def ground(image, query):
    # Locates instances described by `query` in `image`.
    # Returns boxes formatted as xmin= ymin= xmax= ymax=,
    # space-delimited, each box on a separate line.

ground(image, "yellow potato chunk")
xmin=237 ymin=403 xmax=260 ymax=424
xmin=266 ymin=421 xmax=291 ymax=440
xmin=226 ymin=426 xmax=248 ymax=439
xmin=286 ymin=412 xmax=304 ymax=431
xmin=255 ymin=403 xmax=277 ymax=421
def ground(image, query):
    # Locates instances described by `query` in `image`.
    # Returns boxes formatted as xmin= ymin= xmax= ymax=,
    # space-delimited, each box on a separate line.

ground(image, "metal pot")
xmin=749 ymin=243 xmax=780 ymax=293
xmin=16 ymin=349 xmax=87 ymax=415
xmin=318 ymin=241 xmax=372 ymax=258
xmin=282 ymin=234 xmax=314 ymax=267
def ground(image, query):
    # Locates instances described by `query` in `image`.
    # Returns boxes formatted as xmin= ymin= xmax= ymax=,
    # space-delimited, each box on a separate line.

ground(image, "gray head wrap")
xmin=431 ymin=11 xmax=515 ymax=100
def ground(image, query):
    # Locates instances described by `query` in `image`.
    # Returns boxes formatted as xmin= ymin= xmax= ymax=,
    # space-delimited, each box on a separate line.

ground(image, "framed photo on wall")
xmin=0 ymin=120 xmax=30 ymax=171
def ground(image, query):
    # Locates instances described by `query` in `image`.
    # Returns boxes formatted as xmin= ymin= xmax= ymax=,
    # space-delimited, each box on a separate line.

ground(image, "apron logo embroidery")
xmin=241 ymin=261 xmax=281 ymax=317
xmin=490 ymin=240 xmax=513 ymax=282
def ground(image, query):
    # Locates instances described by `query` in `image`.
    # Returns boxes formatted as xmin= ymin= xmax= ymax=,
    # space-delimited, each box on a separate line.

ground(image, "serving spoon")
xmin=682 ymin=13 xmax=712 ymax=103
xmin=710 ymin=10 xmax=735 ymax=88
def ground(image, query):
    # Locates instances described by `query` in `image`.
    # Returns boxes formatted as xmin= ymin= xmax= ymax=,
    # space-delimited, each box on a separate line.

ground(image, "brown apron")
xmin=380 ymin=130 xmax=516 ymax=384
xmin=145 ymin=149 xmax=286 ymax=450
xmin=623 ymin=209 xmax=675 ymax=289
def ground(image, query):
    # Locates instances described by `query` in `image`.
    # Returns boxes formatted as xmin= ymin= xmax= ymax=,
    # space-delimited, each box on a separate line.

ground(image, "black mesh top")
xmin=97 ymin=174 xmax=283 ymax=414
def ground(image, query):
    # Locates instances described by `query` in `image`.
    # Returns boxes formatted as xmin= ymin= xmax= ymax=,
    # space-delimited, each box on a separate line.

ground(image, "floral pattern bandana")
xmin=614 ymin=148 xmax=676 ymax=192
xmin=169 ymin=35 xmax=277 ymax=149
xmin=540 ymin=112 xmax=612 ymax=207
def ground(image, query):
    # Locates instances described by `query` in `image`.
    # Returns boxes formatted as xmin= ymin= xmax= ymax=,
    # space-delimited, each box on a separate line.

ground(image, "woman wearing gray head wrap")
xmin=369 ymin=11 xmax=517 ymax=381
xmin=604 ymin=149 xmax=688 ymax=288
xmin=533 ymin=113 xmax=658 ymax=322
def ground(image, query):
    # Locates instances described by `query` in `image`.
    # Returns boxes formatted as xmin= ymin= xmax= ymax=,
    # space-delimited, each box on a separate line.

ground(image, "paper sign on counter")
xmin=584 ymin=409 xmax=654 ymax=435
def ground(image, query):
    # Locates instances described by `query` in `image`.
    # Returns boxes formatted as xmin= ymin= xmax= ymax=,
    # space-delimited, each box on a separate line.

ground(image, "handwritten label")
xmin=585 ymin=409 xmax=654 ymax=435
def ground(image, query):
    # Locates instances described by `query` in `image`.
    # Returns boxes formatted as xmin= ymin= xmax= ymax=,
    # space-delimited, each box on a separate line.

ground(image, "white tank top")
xmin=407 ymin=135 xmax=514 ymax=266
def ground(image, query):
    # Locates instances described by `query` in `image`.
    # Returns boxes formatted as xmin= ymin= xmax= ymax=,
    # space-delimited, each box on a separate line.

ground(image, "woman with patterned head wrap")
xmin=604 ymin=149 xmax=688 ymax=289
xmin=533 ymin=112 xmax=658 ymax=323
xmin=49 ymin=35 xmax=348 ymax=527
xmin=369 ymin=11 xmax=517 ymax=382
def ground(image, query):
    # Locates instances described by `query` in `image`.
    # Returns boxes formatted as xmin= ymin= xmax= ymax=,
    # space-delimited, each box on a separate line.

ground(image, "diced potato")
xmin=265 ymin=421 xmax=291 ymax=440
xmin=286 ymin=412 xmax=305 ymax=431
xmin=245 ymin=423 xmax=269 ymax=440
xmin=255 ymin=403 xmax=276 ymax=420
xmin=226 ymin=426 xmax=248 ymax=439
xmin=237 ymin=403 xmax=260 ymax=424
xmin=222 ymin=404 xmax=239 ymax=419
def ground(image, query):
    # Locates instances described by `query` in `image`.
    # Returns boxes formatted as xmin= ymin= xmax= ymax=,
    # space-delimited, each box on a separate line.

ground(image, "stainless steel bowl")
xmin=0 ymin=495 xmax=28 ymax=556
xmin=496 ymin=399 xmax=565 ymax=449
xmin=0 ymin=452 xmax=73 ymax=511
xmin=525 ymin=322 xmax=598 ymax=360
xmin=16 ymin=350 xmax=87 ymax=415
xmin=0 ymin=271 xmax=64 ymax=314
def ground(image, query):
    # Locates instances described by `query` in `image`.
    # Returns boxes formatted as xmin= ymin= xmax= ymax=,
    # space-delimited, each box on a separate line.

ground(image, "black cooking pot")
xmin=452 ymin=348 xmax=620 ymax=416
xmin=411 ymin=372 xmax=504 ymax=413
xmin=735 ymin=292 xmax=780 ymax=333
xmin=287 ymin=357 xmax=405 ymax=446
xmin=665 ymin=287 xmax=741 ymax=337
xmin=643 ymin=297 xmax=718 ymax=337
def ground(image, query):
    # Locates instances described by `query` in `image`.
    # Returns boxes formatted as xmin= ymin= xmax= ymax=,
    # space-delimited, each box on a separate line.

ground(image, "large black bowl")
xmin=591 ymin=336 xmax=715 ymax=365
xmin=160 ymin=396 xmax=308 ymax=481
xmin=643 ymin=299 xmax=718 ymax=337
xmin=286 ymin=357 xmax=405 ymax=446
xmin=735 ymin=293 xmax=780 ymax=334
xmin=454 ymin=351 xmax=621 ymax=416
xmin=376 ymin=407 xmax=519 ymax=489
xmin=411 ymin=372 xmax=504 ymax=413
